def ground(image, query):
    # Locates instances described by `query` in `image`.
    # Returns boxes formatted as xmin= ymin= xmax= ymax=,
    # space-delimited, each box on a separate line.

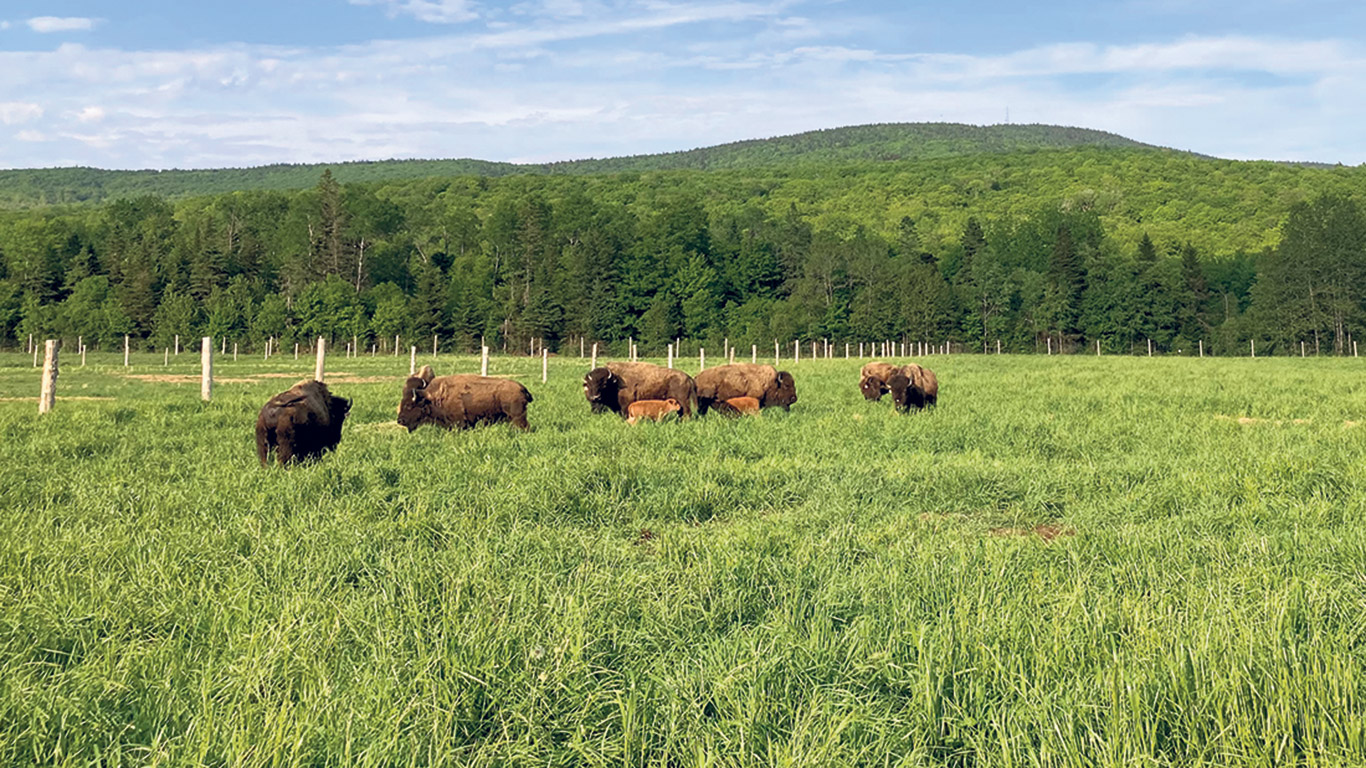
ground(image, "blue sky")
xmin=1 ymin=0 xmax=1363 ymax=169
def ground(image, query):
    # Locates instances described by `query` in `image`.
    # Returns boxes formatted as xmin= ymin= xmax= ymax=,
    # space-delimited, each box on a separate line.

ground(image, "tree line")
xmin=0 ymin=167 xmax=1362 ymax=357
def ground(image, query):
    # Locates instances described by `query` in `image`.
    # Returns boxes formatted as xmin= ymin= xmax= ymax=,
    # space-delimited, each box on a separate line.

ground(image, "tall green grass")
xmin=1 ymin=352 xmax=1365 ymax=766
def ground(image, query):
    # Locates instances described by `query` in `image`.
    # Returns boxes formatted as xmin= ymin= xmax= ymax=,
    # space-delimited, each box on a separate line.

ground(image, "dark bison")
xmin=887 ymin=364 xmax=939 ymax=410
xmin=256 ymin=379 xmax=351 ymax=466
xmin=398 ymin=365 xmax=533 ymax=431
xmin=584 ymin=362 xmax=697 ymax=418
xmin=695 ymin=363 xmax=797 ymax=415
xmin=860 ymin=361 xmax=939 ymax=410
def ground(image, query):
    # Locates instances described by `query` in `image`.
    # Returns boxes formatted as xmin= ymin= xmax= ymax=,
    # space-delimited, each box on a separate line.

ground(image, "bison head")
xmin=397 ymin=374 xmax=432 ymax=431
xmin=583 ymin=367 xmax=621 ymax=414
xmin=859 ymin=375 xmax=887 ymax=401
xmin=769 ymin=371 xmax=798 ymax=410
xmin=887 ymin=372 xmax=926 ymax=411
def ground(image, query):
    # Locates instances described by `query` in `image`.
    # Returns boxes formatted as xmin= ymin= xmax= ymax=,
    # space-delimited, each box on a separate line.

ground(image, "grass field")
xmin=2 ymin=350 xmax=1366 ymax=766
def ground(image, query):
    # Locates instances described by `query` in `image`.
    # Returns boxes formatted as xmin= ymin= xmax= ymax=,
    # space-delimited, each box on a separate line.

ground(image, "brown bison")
xmin=860 ymin=361 xmax=939 ymax=410
xmin=695 ymin=363 xmax=797 ymax=415
xmin=626 ymin=398 xmax=682 ymax=424
xmin=256 ymin=380 xmax=351 ymax=466
xmin=584 ymin=362 xmax=697 ymax=418
xmin=859 ymin=362 xmax=901 ymax=400
xmin=398 ymin=365 xmax=533 ymax=431
xmin=888 ymin=364 xmax=939 ymax=410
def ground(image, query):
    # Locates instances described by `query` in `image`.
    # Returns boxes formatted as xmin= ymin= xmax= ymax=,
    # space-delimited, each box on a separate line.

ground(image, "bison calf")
xmin=712 ymin=396 xmax=762 ymax=417
xmin=626 ymin=398 xmax=682 ymax=424
xmin=256 ymin=380 xmax=351 ymax=466
xmin=398 ymin=365 xmax=533 ymax=431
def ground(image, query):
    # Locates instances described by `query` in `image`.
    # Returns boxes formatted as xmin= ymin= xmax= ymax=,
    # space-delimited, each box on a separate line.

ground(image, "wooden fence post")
xmin=294 ymin=343 xmax=299 ymax=360
xmin=794 ymin=341 xmax=799 ymax=364
xmin=1251 ymin=339 xmax=1256 ymax=358
xmin=481 ymin=346 xmax=489 ymax=376
xmin=859 ymin=342 xmax=864 ymax=358
xmin=667 ymin=343 xmax=674 ymax=369
xmin=315 ymin=337 xmax=326 ymax=382
xmin=125 ymin=335 xmax=130 ymax=367
xmin=234 ymin=342 xmax=238 ymax=362
xmin=410 ymin=346 xmax=417 ymax=375
xmin=221 ymin=338 xmax=227 ymax=355
xmin=730 ymin=348 xmax=736 ymax=365
xmin=175 ymin=335 xmax=180 ymax=355
xmin=394 ymin=335 xmax=399 ymax=356
xmin=1096 ymin=339 xmax=1101 ymax=356
xmin=591 ymin=343 xmax=597 ymax=370
xmin=33 ymin=344 xmax=38 ymax=368
xmin=542 ymin=348 xmax=548 ymax=384
xmin=774 ymin=339 xmax=779 ymax=365
xmin=996 ymin=340 xmax=1001 ymax=355
xmin=700 ymin=348 xmax=705 ymax=372
xmin=164 ymin=348 xmax=169 ymax=366
xmin=201 ymin=337 xmax=213 ymax=401
xmin=580 ymin=337 xmax=585 ymax=358
xmin=1148 ymin=338 xmax=1153 ymax=357
xmin=39 ymin=340 xmax=57 ymax=414
xmin=752 ymin=344 xmax=757 ymax=364
xmin=845 ymin=343 xmax=849 ymax=359
xmin=1047 ymin=338 xmax=1052 ymax=355
xmin=1199 ymin=340 xmax=1204 ymax=357
xmin=81 ymin=344 xmax=86 ymax=367
xmin=1301 ymin=341 xmax=1306 ymax=358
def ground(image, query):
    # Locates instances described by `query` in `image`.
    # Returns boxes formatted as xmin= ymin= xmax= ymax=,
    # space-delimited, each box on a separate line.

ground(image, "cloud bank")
xmin=0 ymin=2 xmax=1361 ymax=169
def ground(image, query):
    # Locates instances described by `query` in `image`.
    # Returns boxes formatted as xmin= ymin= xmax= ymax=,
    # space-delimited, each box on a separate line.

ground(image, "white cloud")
xmin=0 ymin=102 xmax=43 ymax=124
xmin=350 ymin=0 xmax=478 ymax=23
xmin=75 ymin=106 xmax=106 ymax=123
xmin=0 ymin=21 xmax=11 ymax=31
xmin=15 ymin=130 xmax=47 ymax=142
xmin=27 ymin=16 xmax=97 ymax=33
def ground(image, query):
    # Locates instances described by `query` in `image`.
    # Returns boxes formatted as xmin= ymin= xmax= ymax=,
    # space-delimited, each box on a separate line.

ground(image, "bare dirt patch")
xmin=990 ymin=524 xmax=1075 ymax=542
xmin=0 ymin=396 xmax=116 ymax=402
xmin=1215 ymin=415 xmax=1314 ymax=427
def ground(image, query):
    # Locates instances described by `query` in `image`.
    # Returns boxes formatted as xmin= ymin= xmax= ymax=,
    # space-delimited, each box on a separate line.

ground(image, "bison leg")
xmin=255 ymin=423 xmax=272 ymax=466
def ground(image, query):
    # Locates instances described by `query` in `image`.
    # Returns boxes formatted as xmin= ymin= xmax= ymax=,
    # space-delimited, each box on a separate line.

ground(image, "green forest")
xmin=1 ymin=124 xmax=1365 ymax=357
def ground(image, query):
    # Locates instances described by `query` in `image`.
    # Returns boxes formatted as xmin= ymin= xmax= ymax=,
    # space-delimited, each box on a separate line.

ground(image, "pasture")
xmin=2 ymin=351 xmax=1366 ymax=766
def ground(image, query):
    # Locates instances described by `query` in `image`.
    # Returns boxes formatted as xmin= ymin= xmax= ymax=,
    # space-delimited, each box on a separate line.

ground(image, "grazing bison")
xmin=695 ymin=363 xmax=797 ymax=415
xmin=398 ymin=365 xmax=533 ymax=431
xmin=859 ymin=361 xmax=902 ymax=401
xmin=887 ymin=364 xmax=939 ymax=411
xmin=626 ymin=398 xmax=682 ymax=424
xmin=584 ymin=362 xmax=697 ymax=418
xmin=256 ymin=380 xmax=351 ymax=466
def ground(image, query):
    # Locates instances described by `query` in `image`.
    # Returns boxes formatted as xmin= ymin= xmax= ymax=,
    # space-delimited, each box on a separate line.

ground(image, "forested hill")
xmin=0 ymin=123 xmax=1155 ymax=208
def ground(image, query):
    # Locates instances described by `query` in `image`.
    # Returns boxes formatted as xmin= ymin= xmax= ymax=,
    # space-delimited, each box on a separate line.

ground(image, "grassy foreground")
xmin=1 ymin=351 xmax=1365 ymax=766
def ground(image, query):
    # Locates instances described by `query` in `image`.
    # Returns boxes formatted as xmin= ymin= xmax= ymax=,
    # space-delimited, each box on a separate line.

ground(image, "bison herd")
xmin=255 ymin=359 xmax=938 ymax=466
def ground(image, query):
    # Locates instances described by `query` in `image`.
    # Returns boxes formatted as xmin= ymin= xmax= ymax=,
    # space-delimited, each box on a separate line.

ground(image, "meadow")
xmin=2 ymin=349 xmax=1366 ymax=766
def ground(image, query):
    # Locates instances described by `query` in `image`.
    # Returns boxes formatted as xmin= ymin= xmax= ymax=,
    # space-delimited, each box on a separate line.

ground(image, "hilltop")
xmin=0 ymin=123 xmax=1157 ymax=208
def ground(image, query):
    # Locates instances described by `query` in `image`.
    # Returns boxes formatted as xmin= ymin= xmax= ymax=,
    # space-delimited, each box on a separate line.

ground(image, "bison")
xmin=711 ymin=396 xmax=762 ymax=417
xmin=859 ymin=361 xmax=901 ymax=401
xmin=626 ymin=398 xmax=682 ymax=424
xmin=398 ymin=365 xmax=533 ymax=431
xmin=860 ymin=361 xmax=939 ymax=411
xmin=256 ymin=379 xmax=351 ymax=466
xmin=888 ymin=364 xmax=939 ymax=411
xmin=694 ymin=363 xmax=797 ymax=415
xmin=584 ymin=362 xmax=697 ymax=418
